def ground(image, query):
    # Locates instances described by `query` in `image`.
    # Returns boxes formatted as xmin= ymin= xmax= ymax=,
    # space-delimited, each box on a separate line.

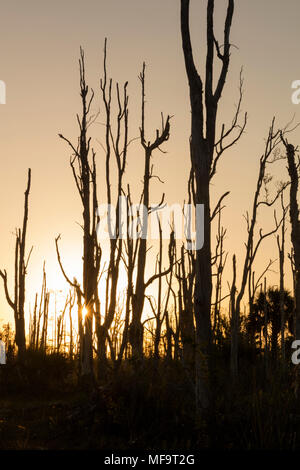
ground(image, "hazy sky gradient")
xmin=0 ymin=0 xmax=300 ymax=326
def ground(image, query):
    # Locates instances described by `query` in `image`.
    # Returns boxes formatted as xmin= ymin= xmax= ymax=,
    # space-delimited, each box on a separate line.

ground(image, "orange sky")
xmin=0 ymin=0 xmax=300 ymax=328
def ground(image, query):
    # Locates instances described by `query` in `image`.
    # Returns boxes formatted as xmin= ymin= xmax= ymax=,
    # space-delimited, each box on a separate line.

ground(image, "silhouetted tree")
xmin=181 ymin=0 xmax=246 ymax=411
xmin=253 ymin=287 xmax=294 ymax=361
xmin=177 ymin=244 xmax=195 ymax=369
xmin=0 ymin=168 xmax=32 ymax=363
xmin=230 ymin=120 xmax=289 ymax=379
xmin=97 ymin=38 xmax=128 ymax=374
xmin=280 ymin=135 xmax=300 ymax=344
xmin=129 ymin=63 xmax=170 ymax=361
xmin=58 ymin=48 xmax=101 ymax=386
xmin=276 ymin=192 xmax=288 ymax=362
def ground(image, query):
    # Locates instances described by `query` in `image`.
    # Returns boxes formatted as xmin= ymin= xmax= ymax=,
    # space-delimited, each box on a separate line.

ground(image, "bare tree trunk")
xmin=59 ymin=49 xmax=101 ymax=386
xmin=129 ymin=63 xmax=170 ymax=361
xmin=212 ymin=210 xmax=228 ymax=342
xmin=98 ymin=39 xmax=128 ymax=371
xmin=153 ymin=220 xmax=163 ymax=361
xmin=277 ymin=193 xmax=287 ymax=363
xmin=178 ymin=245 xmax=195 ymax=368
xmin=230 ymin=255 xmax=237 ymax=378
xmin=117 ymin=187 xmax=136 ymax=368
xmin=0 ymin=168 xmax=32 ymax=363
xmin=263 ymin=278 xmax=269 ymax=376
xmin=280 ymin=137 xmax=300 ymax=342
xmin=30 ymin=293 xmax=38 ymax=349
xmin=68 ymin=290 xmax=75 ymax=360
xmin=165 ymin=310 xmax=173 ymax=362
xmin=181 ymin=0 xmax=238 ymax=411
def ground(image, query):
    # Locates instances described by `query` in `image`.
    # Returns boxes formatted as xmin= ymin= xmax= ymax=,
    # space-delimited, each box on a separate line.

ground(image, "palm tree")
xmin=251 ymin=287 xmax=294 ymax=360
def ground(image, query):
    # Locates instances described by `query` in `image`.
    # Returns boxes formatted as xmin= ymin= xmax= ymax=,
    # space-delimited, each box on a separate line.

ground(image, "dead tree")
xmin=276 ymin=192 xmax=288 ymax=362
xmin=34 ymin=266 xmax=47 ymax=351
xmin=56 ymin=296 xmax=68 ymax=354
xmin=169 ymin=282 xmax=181 ymax=361
xmin=0 ymin=168 xmax=32 ymax=362
xmin=68 ymin=289 xmax=76 ymax=359
xmin=230 ymin=121 xmax=289 ymax=379
xmin=280 ymin=135 xmax=300 ymax=344
xmin=212 ymin=208 xmax=228 ymax=342
xmin=59 ymin=48 xmax=101 ymax=384
xmin=97 ymin=39 xmax=128 ymax=372
xmin=229 ymin=254 xmax=237 ymax=370
xmin=263 ymin=277 xmax=269 ymax=375
xmin=181 ymin=0 xmax=247 ymax=411
xmin=39 ymin=263 xmax=50 ymax=353
xmin=55 ymin=236 xmax=84 ymax=363
xmin=177 ymin=245 xmax=195 ymax=368
xmin=146 ymin=220 xmax=175 ymax=362
xmin=29 ymin=292 xmax=38 ymax=349
xmin=129 ymin=63 xmax=170 ymax=361
xmin=150 ymin=219 xmax=165 ymax=361
xmin=116 ymin=185 xmax=139 ymax=367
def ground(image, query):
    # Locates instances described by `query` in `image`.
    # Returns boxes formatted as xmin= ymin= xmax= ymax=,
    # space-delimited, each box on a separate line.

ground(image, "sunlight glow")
xmin=82 ymin=306 xmax=88 ymax=321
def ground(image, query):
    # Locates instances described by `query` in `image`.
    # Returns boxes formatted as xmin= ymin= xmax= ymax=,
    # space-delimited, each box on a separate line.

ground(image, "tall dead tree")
xmin=181 ymin=0 xmax=247 ymax=410
xmin=59 ymin=49 xmax=101 ymax=384
xmin=97 ymin=39 xmax=128 ymax=372
xmin=0 ymin=168 xmax=32 ymax=362
xmin=280 ymin=135 xmax=300 ymax=344
xmin=129 ymin=63 xmax=170 ymax=361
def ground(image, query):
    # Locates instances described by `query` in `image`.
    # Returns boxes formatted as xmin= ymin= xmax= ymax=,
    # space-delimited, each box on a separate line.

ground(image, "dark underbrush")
xmin=0 ymin=345 xmax=299 ymax=450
